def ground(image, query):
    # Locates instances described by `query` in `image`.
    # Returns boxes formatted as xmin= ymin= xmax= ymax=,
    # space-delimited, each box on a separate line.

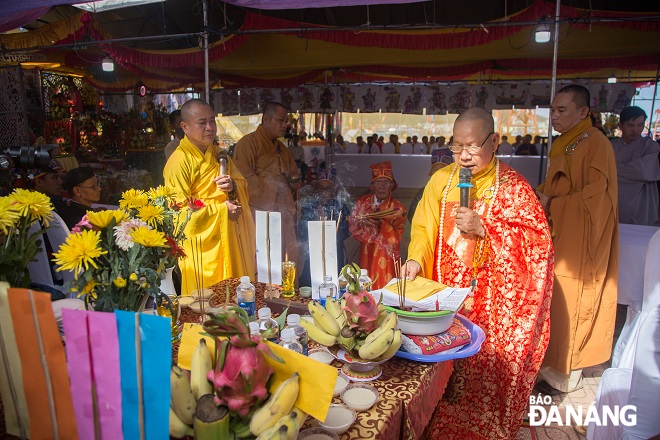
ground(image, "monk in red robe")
xmin=349 ymin=161 xmax=406 ymax=290
xmin=404 ymin=108 xmax=554 ymax=439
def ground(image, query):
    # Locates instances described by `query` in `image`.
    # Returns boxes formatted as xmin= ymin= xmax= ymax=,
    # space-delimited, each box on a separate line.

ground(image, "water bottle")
xmin=359 ymin=269 xmax=373 ymax=291
xmin=318 ymin=275 xmax=337 ymax=307
xmin=279 ymin=328 xmax=303 ymax=354
xmin=337 ymin=273 xmax=347 ymax=299
xmin=249 ymin=321 xmax=260 ymax=337
xmin=257 ymin=307 xmax=280 ymax=343
xmin=236 ymin=276 xmax=256 ymax=321
xmin=284 ymin=314 xmax=308 ymax=356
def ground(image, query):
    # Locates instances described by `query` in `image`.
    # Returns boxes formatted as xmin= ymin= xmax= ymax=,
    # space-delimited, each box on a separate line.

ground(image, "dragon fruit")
xmin=341 ymin=263 xmax=381 ymax=334
xmin=203 ymin=306 xmax=282 ymax=417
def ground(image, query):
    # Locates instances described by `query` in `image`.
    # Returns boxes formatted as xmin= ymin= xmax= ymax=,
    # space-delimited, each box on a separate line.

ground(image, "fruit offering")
xmin=302 ymin=263 xmax=403 ymax=361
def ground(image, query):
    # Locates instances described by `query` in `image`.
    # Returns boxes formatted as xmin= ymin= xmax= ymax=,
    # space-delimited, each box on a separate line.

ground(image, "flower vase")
xmin=159 ymin=266 xmax=176 ymax=297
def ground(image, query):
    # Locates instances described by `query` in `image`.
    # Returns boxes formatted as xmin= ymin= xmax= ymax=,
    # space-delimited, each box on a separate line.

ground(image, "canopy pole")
xmin=648 ymin=63 xmax=659 ymax=139
xmin=203 ymin=0 xmax=210 ymax=102
xmin=542 ymin=0 xmax=561 ymax=184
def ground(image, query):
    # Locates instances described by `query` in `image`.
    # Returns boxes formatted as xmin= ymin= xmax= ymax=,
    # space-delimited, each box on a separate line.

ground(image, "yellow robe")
xmin=538 ymin=118 xmax=618 ymax=374
xmin=163 ymin=136 xmax=256 ymax=296
xmin=233 ymin=125 xmax=300 ymax=266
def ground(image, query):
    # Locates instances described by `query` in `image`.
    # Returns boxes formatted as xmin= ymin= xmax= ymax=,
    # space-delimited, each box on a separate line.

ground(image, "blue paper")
xmin=115 ymin=310 xmax=140 ymax=440
xmin=140 ymin=314 xmax=171 ymax=440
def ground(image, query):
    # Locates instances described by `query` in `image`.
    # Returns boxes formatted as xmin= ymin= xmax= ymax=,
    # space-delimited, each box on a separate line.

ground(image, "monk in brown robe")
xmin=536 ymin=84 xmax=618 ymax=394
xmin=233 ymin=102 xmax=302 ymax=269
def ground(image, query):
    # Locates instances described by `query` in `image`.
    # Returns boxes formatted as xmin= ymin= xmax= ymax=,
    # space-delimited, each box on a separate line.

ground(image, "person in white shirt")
xmin=361 ymin=136 xmax=381 ymax=154
xmin=497 ymin=135 xmax=514 ymax=155
xmin=411 ymin=135 xmax=426 ymax=154
xmin=611 ymin=106 xmax=660 ymax=225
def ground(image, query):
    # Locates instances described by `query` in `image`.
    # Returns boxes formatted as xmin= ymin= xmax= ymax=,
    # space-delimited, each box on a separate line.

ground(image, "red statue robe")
xmin=349 ymin=194 xmax=406 ymax=290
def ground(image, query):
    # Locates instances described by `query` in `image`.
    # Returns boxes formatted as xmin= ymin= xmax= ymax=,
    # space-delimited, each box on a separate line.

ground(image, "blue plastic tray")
xmin=394 ymin=314 xmax=485 ymax=363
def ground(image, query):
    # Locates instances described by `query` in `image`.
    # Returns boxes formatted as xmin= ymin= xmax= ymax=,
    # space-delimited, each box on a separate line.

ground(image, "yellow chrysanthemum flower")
xmin=53 ymin=230 xmax=107 ymax=277
xmin=0 ymin=197 xmax=20 ymax=234
xmin=86 ymin=210 xmax=126 ymax=229
xmin=79 ymin=280 xmax=98 ymax=299
xmin=7 ymin=189 xmax=53 ymax=225
xmin=119 ymin=188 xmax=148 ymax=209
xmin=130 ymin=226 xmax=167 ymax=247
xmin=113 ymin=277 xmax=127 ymax=288
xmin=147 ymin=186 xmax=175 ymax=200
xmin=137 ymin=205 xmax=165 ymax=226
xmin=129 ymin=273 xmax=138 ymax=282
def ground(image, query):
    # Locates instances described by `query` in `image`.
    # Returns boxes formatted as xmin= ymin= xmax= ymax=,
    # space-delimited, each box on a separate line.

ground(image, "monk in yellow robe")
xmin=536 ymin=84 xmax=618 ymax=394
xmin=164 ymin=99 xmax=256 ymax=296
xmin=233 ymin=102 xmax=302 ymax=268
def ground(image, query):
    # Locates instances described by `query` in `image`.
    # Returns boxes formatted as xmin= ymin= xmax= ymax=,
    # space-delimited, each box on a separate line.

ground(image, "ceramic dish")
xmin=299 ymin=286 xmax=312 ymax=298
xmin=317 ymin=404 xmax=356 ymax=435
xmin=298 ymin=427 xmax=340 ymax=440
xmin=384 ymin=305 xmax=455 ymax=335
xmin=394 ymin=314 xmax=486 ymax=363
xmin=333 ymin=374 xmax=350 ymax=397
xmin=191 ymin=288 xmax=213 ymax=300
xmin=189 ymin=299 xmax=210 ymax=314
xmin=308 ymin=348 xmax=334 ymax=365
xmin=178 ymin=296 xmax=195 ymax=309
xmin=340 ymin=383 xmax=379 ymax=411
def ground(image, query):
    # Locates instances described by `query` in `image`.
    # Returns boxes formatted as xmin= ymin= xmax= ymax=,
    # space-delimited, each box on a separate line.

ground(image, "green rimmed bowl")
xmin=384 ymin=305 xmax=455 ymax=336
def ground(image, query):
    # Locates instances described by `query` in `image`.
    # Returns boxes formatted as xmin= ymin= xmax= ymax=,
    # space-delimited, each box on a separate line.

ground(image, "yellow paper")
xmin=177 ymin=323 xmax=217 ymax=370
xmin=384 ymin=276 xmax=448 ymax=302
xmin=264 ymin=341 xmax=337 ymax=423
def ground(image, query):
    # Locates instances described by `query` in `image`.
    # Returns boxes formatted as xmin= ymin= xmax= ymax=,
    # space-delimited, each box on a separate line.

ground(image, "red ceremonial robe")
xmin=408 ymin=159 xmax=553 ymax=439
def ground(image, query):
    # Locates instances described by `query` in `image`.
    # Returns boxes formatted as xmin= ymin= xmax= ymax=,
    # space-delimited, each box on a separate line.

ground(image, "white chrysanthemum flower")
xmin=114 ymin=218 xmax=149 ymax=251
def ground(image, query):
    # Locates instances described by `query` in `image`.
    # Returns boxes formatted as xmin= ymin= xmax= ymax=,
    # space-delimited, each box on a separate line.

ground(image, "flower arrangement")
xmin=0 ymin=189 xmax=54 ymax=287
xmin=54 ymin=186 xmax=202 ymax=312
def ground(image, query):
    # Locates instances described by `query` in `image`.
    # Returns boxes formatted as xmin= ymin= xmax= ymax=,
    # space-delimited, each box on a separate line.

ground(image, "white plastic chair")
xmin=399 ymin=142 xmax=413 ymax=154
xmin=587 ymin=305 xmax=660 ymax=440
xmin=612 ymin=228 xmax=660 ymax=368
xmin=381 ymin=142 xmax=396 ymax=154
xmin=344 ymin=142 xmax=359 ymax=154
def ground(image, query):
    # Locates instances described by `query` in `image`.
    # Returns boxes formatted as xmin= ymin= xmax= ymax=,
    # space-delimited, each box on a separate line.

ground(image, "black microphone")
xmin=458 ymin=167 xmax=473 ymax=208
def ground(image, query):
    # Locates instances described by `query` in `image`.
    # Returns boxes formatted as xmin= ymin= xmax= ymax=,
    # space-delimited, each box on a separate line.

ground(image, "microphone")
xmin=217 ymin=151 xmax=228 ymax=176
xmin=458 ymin=168 xmax=473 ymax=208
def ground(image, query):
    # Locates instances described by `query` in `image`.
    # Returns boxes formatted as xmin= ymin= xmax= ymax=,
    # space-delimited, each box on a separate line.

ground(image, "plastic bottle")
xmin=279 ymin=328 xmax=303 ymax=354
xmin=359 ymin=269 xmax=373 ymax=291
xmin=318 ymin=275 xmax=338 ymax=307
xmin=284 ymin=314 xmax=308 ymax=355
xmin=236 ymin=276 xmax=256 ymax=321
xmin=248 ymin=321 xmax=260 ymax=337
xmin=337 ymin=273 xmax=347 ymax=299
xmin=257 ymin=307 xmax=280 ymax=343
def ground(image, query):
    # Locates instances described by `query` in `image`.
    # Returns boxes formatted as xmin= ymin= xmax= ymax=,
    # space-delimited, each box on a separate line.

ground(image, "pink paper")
xmin=61 ymin=309 xmax=94 ymax=440
xmin=88 ymin=311 xmax=124 ymax=440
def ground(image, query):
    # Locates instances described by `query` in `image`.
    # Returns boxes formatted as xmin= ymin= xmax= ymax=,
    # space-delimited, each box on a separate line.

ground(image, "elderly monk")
xmin=233 ymin=102 xmax=302 ymax=268
xmin=349 ymin=161 xmax=406 ymax=290
xmin=536 ymin=84 xmax=618 ymax=394
xmin=164 ymin=99 xmax=256 ymax=295
xmin=403 ymin=108 xmax=553 ymax=440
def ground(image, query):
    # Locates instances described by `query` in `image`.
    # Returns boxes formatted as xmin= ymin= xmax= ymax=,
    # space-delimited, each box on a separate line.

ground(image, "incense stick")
xmin=266 ymin=211 xmax=272 ymax=287
xmin=321 ymin=219 xmax=326 ymax=278
xmin=336 ymin=211 xmax=342 ymax=234
xmin=135 ymin=313 xmax=145 ymax=440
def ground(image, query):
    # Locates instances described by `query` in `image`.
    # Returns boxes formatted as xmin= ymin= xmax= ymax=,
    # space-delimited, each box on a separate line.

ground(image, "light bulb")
xmin=102 ymin=57 xmax=114 ymax=72
xmin=608 ymin=75 xmax=617 ymax=84
xmin=535 ymin=25 xmax=551 ymax=43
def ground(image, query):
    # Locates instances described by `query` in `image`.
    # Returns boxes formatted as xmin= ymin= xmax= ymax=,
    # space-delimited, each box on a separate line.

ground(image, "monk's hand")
xmin=401 ymin=260 xmax=421 ymax=280
xmin=535 ymin=191 xmax=549 ymax=213
xmin=225 ymin=200 xmax=242 ymax=221
xmin=455 ymin=207 xmax=485 ymax=237
xmin=214 ymin=174 xmax=234 ymax=192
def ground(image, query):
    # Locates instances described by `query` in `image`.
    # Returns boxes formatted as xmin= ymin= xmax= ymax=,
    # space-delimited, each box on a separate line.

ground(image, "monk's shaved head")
xmin=181 ymin=99 xmax=213 ymax=122
xmin=455 ymin=108 xmax=495 ymax=137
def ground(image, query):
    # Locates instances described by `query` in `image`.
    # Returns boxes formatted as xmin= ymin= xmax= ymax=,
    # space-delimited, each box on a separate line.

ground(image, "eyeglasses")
xmin=448 ymin=132 xmax=494 ymax=154
xmin=77 ymin=184 xmax=101 ymax=190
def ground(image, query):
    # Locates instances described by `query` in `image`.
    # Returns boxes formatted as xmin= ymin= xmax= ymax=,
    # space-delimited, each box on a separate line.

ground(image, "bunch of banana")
xmin=170 ymin=338 xmax=222 ymax=439
xmin=250 ymin=373 xmax=306 ymax=439
xmin=303 ymin=299 xmax=404 ymax=361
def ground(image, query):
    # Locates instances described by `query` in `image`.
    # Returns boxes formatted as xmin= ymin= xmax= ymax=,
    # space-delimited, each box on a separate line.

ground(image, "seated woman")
xmin=58 ymin=166 xmax=101 ymax=229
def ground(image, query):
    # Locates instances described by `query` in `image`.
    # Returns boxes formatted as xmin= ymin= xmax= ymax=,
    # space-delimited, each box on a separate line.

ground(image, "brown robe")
xmin=233 ymin=125 xmax=300 ymax=267
xmin=539 ymin=123 xmax=618 ymax=374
